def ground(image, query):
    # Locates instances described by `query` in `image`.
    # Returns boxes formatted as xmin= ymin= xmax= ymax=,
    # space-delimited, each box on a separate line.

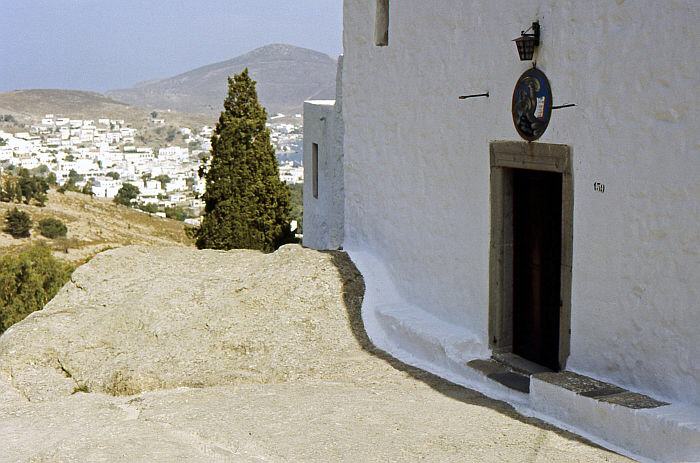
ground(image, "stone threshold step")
xmin=467 ymin=358 xmax=532 ymax=394
xmin=467 ymin=358 xmax=668 ymax=410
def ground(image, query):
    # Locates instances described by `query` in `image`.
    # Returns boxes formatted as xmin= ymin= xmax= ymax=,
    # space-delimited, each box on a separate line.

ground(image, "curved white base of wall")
xmin=348 ymin=248 xmax=700 ymax=463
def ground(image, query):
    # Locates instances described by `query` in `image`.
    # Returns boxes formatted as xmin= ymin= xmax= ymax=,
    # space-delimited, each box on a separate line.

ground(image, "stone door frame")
xmin=488 ymin=141 xmax=574 ymax=370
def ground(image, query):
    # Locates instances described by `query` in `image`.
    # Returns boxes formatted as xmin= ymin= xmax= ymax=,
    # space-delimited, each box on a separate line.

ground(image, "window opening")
xmin=312 ymin=143 xmax=319 ymax=199
xmin=375 ymin=0 xmax=389 ymax=46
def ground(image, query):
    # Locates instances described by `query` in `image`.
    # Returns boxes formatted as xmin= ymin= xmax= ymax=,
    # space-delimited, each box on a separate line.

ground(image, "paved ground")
xmin=0 ymin=246 xmax=633 ymax=462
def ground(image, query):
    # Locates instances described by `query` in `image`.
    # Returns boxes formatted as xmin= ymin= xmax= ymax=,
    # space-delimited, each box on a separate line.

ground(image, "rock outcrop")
xmin=0 ymin=246 xmax=630 ymax=462
xmin=0 ymin=245 xmax=364 ymax=401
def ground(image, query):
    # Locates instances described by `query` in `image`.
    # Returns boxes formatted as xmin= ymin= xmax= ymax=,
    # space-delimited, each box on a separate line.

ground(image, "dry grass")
xmin=0 ymin=190 xmax=192 ymax=262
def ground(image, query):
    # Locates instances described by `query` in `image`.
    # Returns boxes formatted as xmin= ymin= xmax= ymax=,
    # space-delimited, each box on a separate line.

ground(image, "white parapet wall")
xmin=302 ymin=60 xmax=345 ymax=250
xmin=302 ymin=100 xmax=344 ymax=250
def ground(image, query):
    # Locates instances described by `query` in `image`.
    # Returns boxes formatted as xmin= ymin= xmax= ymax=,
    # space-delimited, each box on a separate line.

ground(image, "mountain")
xmin=0 ymin=89 xmax=213 ymax=128
xmin=107 ymin=44 xmax=338 ymax=116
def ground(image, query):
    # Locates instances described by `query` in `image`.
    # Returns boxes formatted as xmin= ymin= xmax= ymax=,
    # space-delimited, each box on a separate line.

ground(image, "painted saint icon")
xmin=512 ymin=67 xmax=553 ymax=141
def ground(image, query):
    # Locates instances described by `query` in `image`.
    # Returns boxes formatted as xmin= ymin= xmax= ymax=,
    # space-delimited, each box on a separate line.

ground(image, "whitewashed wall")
xmin=303 ymin=59 xmax=345 ymax=250
xmin=342 ymin=0 xmax=700 ymax=406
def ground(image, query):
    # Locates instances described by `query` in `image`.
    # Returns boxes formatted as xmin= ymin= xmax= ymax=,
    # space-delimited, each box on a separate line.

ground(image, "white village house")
xmin=303 ymin=1 xmax=699 ymax=461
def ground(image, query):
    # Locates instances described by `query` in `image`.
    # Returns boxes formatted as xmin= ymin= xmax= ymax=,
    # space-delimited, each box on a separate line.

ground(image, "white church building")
xmin=303 ymin=1 xmax=699 ymax=461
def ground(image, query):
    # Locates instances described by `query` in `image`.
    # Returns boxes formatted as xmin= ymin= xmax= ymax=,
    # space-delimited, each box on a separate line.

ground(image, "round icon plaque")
xmin=512 ymin=67 xmax=552 ymax=141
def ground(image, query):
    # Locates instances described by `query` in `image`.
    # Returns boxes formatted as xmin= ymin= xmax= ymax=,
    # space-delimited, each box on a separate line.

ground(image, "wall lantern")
xmin=513 ymin=22 xmax=540 ymax=61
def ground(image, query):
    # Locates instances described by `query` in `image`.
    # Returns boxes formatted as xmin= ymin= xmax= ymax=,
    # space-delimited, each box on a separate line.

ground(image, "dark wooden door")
xmin=512 ymin=169 xmax=562 ymax=370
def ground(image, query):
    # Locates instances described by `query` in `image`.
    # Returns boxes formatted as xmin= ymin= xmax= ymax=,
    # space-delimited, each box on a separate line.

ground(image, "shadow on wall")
xmin=324 ymin=250 xmax=617 ymax=454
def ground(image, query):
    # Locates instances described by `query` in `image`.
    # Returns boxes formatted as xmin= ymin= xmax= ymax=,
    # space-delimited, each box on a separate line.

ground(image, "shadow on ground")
xmin=325 ymin=250 xmax=620 ymax=455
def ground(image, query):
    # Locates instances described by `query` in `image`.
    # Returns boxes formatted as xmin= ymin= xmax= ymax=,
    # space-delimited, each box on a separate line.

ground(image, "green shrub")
xmin=4 ymin=208 xmax=32 ymax=238
xmin=38 ymin=217 xmax=68 ymax=239
xmin=57 ymin=170 xmax=85 ymax=195
xmin=155 ymin=175 xmax=171 ymax=189
xmin=0 ymin=171 xmax=48 ymax=206
xmin=47 ymin=172 xmax=57 ymax=186
xmin=0 ymin=244 xmax=74 ymax=334
xmin=137 ymin=203 xmax=158 ymax=214
xmin=81 ymin=181 xmax=94 ymax=197
xmin=0 ymin=175 xmax=20 ymax=202
xmin=165 ymin=206 xmax=187 ymax=221
xmin=114 ymin=183 xmax=140 ymax=206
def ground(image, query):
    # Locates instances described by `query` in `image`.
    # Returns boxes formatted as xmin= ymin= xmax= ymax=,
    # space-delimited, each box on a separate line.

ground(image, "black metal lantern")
xmin=513 ymin=22 xmax=540 ymax=61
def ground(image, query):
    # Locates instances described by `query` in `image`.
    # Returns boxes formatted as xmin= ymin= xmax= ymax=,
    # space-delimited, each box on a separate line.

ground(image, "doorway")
xmin=512 ymin=169 xmax=562 ymax=369
xmin=489 ymin=142 xmax=573 ymax=371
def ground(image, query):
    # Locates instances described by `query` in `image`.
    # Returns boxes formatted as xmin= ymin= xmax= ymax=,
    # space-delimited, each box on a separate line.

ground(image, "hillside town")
xmin=0 ymin=113 xmax=303 ymax=224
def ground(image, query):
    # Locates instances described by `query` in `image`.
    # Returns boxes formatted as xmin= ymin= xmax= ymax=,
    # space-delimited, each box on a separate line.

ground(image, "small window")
xmin=312 ymin=143 xmax=319 ymax=199
xmin=375 ymin=0 xmax=389 ymax=46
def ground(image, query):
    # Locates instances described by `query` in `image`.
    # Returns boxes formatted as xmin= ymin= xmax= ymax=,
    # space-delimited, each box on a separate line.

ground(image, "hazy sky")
xmin=0 ymin=0 xmax=343 ymax=92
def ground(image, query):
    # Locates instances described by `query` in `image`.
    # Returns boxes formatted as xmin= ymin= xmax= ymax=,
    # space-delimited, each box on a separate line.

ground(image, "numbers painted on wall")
xmin=594 ymin=182 xmax=606 ymax=193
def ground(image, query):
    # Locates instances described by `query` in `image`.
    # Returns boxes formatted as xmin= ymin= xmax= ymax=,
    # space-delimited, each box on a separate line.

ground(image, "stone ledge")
xmin=534 ymin=371 xmax=669 ymax=410
xmin=530 ymin=377 xmax=700 ymax=462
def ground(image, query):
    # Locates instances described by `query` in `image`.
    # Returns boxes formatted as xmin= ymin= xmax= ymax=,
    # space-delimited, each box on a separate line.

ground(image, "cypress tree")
xmin=195 ymin=69 xmax=292 ymax=252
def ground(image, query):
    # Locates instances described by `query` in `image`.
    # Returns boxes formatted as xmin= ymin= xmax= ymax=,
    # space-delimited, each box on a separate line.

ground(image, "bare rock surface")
xmin=0 ymin=245 xmax=631 ymax=462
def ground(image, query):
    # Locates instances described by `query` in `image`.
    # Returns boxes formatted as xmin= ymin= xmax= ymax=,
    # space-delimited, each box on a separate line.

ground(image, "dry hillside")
xmin=0 ymin=89 xmax=214 ymax=131
xmin=0 ymin=190 xmax=192 ymax=262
